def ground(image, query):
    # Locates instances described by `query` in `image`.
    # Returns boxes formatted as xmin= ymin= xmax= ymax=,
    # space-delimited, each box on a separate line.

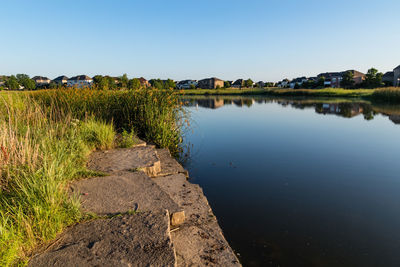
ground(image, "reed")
xmin=0 ymin=88 xmax=183 ymax=265
xmin=371 ymin=87 xmax=400 ymax=102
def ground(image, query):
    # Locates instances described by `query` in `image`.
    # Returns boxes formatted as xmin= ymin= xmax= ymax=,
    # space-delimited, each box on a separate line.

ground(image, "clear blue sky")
xmin=1 ymin=0 xmax=399 ymax=82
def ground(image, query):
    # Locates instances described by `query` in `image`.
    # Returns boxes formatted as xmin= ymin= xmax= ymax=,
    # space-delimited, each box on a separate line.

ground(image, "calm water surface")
xmin=182 ymin=96 xmax=400 ymax=267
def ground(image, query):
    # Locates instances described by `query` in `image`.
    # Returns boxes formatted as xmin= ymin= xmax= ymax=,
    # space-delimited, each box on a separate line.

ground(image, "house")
xmin=67 ymin=75 xmax=93 ymax=88
xmin=232 ymin=79 xmax=244 ymax=88
xmin=277 ymin=79 xmax=290 ymax=88
xmin=289 ymin=77 xmax=307 ymax=88
xmin=138 ymin=77 xmax=150 ymax=88
xmin=256 ymin=81 xmax=265 ymax=88
xmin=318 ymin=72 xmax=341 ymax=87
xmin=32 ymin=76 xmax=51 ymax=86
xmin=176 ymin=80 xmax=198 ymax=89
xmin=349 ymin=70 xmax=365 ymax=85
xmin=318 ymin=70 xmax=365 ymax=88
xmin=53 ymin=76 xmax=69 ymax=85
xmin=197 ymin=77 xmax=224 ymax=89
xmin=382 ymin=72 xmax=394 ymax=86
xmin=394 ymin=65 xmax=400 ymax=87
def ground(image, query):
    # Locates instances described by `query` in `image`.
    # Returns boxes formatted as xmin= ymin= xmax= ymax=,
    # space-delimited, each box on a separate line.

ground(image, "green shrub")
xmin=116 ymin=129 xmax=138 ymax=148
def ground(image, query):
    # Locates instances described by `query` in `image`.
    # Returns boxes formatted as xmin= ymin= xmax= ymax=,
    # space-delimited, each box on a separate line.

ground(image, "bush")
xmin=116 ymin=129 xmax=138 ymax=148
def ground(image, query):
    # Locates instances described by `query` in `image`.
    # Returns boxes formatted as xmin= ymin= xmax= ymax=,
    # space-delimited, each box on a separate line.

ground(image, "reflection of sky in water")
xmin=183 ymin=97 xmax=400 ymax=267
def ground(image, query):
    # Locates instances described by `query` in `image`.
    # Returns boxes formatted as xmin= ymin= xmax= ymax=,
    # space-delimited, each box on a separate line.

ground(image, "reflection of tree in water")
xmin=361 ymin=103 xmax=375 ymax=120
xmin=182 ymin=96 xmax=400 ymax=125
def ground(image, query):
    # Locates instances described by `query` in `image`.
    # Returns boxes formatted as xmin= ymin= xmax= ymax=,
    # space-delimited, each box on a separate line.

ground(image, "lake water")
xmin=182 ymin=96 xmax=400 ymax=267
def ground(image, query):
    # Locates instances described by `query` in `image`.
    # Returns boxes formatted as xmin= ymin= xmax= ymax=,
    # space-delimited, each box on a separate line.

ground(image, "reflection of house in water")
xmin=317 ymin=103 xmax=363 ymax=118
xmin=196 ymin=99 xmax=225 ymax=109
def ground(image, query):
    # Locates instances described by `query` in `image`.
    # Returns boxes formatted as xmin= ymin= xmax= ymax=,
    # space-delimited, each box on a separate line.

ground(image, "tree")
xmin=164 ymin=79 xmax=176 ymax=89
xmin=150 ymin=79 xmax=164 ymax=89
xmin=120 ymin=73 xmax=129 ymax=88
xmin=317 ymin=76 xmax=325 ymax=88
xmin=105 ymin=76 xmax=117 ymax=90
xmin=5 ymin=75 xmax=20 ymax=90
xmin=93 ymin=75 xmax=107 ymax=90
xmin=224 ymin=81 xmax=231 ymax=88
xmin=128 ymin=78 xmax=141 ymax=89
xmin=15 ymin=74 xmax=35 ymax=90
xmin=341 ymin=71 xmax=355 ymax=89
xmin=364 ymin=68 xmax=384 ymax=88
xmin=244 ymin=79 xmax=253 ymax=88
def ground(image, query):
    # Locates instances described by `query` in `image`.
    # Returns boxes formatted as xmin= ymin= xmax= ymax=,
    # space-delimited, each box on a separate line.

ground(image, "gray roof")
xmin=32 ymin=76 xmax=50 ymax=81
xmin=232 ymin=79 xmax=243 ymax=85
xmin=383 ymin=71 xmax=394 ymax=78
xmin=53 ymin=75 xmax=69 ymax=81
xmin=68 ymin=75 xmax=92 ymax=81
xmin=395 ymin=65 xmax=400 ymax=70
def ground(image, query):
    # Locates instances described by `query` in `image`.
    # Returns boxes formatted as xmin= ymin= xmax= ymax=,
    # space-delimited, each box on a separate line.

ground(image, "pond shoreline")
xmin=178 ymin=87 xmax=400 ymax=103
xmin=29 ymin=141 xmax=241 ymax=266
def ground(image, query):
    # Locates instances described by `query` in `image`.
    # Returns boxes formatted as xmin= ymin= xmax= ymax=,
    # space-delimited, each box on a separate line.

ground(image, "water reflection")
xmin=183 ymin=96 xmax=400 ymax=125
xmin=181 ymin=95 xmax=400 ymax=266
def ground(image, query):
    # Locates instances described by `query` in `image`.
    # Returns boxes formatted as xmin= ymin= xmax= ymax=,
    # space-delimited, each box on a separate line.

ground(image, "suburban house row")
xmin=277 ymin=65 xmax=400 ymax=88
xmin=30 ymin=76 xmax=226 ymax=89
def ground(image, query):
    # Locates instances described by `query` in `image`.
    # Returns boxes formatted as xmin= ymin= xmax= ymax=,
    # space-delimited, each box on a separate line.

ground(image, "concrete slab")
xmin=87 ymin=146 xmax=161 ymax=177
xmin=156 ymin=149 xmax=188 ymax=177
xmin=29 ymin=210 xmax=176 ymax=267
xmin=71 ymin=171 xmax=181 ymax=216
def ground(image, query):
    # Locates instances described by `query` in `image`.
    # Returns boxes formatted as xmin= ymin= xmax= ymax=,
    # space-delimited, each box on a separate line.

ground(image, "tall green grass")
xmin=0 ymin=88 xmax=183 ymax=265
xmin=31 ymin=88 xmax=184 ymax=155
xmin=371 ymin=87 xmax=400 ymax=102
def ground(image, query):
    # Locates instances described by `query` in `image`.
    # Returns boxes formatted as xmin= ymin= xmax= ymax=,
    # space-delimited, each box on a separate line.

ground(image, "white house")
xmin=176 ymin=80 xmax=198 ymax=89
xmin=32 ymin=76 xmax=51 ymax=86
xmin=53 ymin=76 xmax=69 ymax=85
xmin=278 ymin=79 xmax=290 ymax=88
xmin=67 ymin=75 xmax=93 ymax=88
xmin=289 ymin=77 xmax=308 ymax=88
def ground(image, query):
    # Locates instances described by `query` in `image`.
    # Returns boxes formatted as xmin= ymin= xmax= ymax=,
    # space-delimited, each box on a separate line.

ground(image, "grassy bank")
xmin=180 ymin=87 xmax=376 ymax=98
xmin=265 ymin=88 xmax=375 ymax=97
xmin=0 ymin=89 xmax=182 ymax=265
xmin=370 ymin=87 xmax=400 ymax=103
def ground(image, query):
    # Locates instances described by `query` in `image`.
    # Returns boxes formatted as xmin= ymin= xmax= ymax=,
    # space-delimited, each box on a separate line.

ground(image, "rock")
xmin=87 ymin=146 xmax=161 ymax=177
xmin=171 ymin=211 xmax=185 ymax=226
xmin=70 ymin=171 xmax=181 ymax=216
xmin=156 ymin=149 xmax=189 ymax=177
xmin=153 ymin=174 xmax=212 ymax=223
xmin=29 ymin=210 xmax=176 ymax=267
xmin=153 ymin=174 xmax=241 ymax=266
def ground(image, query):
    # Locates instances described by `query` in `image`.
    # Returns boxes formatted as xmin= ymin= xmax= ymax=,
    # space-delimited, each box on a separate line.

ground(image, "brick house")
xmin=317 ymin=70 xmax=365 ymax=88
xmin=138 ymin=77 xmax=150 ymax=88
xmin=197 ymin=77 xmax=224 ymax=89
